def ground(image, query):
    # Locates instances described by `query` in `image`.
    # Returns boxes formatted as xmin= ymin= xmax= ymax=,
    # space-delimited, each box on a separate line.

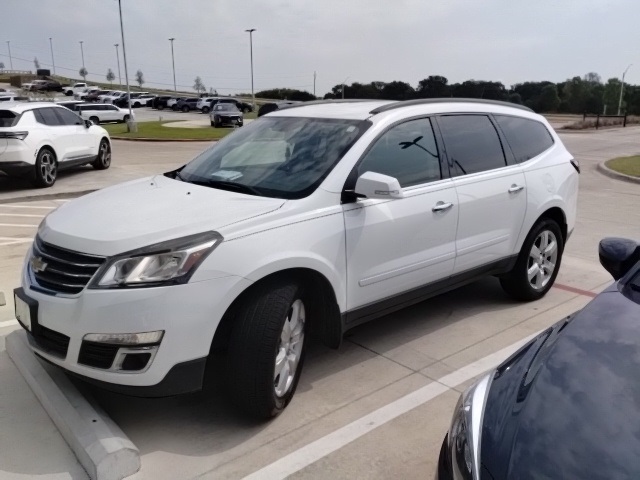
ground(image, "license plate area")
xmin=14 ymin=288 xmax=38 ymax=332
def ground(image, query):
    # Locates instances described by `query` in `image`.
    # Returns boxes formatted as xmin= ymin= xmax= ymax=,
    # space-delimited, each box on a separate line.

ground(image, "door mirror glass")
xmin=355 ymin=171 xmax=404 ymax=200
xmin=599 ymin=237 xmax=640 ymax=280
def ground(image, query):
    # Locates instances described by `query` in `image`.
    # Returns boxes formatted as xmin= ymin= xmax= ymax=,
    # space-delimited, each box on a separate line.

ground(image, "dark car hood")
xmin=482 ymin=286 xmax=640 ymax=480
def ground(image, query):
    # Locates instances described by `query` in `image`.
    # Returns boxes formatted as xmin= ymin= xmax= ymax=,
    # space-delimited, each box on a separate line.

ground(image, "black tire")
xmin=500 ymin=218 xmax=564 ymax=301
xmin=214 ymin=120 xmax=221 ymax=128
xmin=182 ymin=105 xmax=189 ymax=112
xmin=158 ymin=104 xmax=165 ymax=110
xmin=123 ymin=115 xmax=130 ymax=123
xmin=210 ymin=121 xmax=215 ymax=127
xmin=32 ymin=148 xmax=57 ymax=188
xmin=226 ymin=280 xmax=308 ymax=419
xmin=172 ymin=105 xmax=178 ymax=111
xmin=89 ymin=116 xmax=100 ymax=125
xmin=65 ymin=90 xmax=72 ymax=96
xmin=92 ymin=139 xmax=111 ymax=170
xmin=202 ymin=106 xmax=210 ymax=114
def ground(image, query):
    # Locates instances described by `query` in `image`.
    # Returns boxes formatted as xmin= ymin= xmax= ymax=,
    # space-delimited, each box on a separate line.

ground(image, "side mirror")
xmin=599 ymin=237 xmax=640 ymax=280
xmin=355 ymin=171 xmax=404 ymax=200
xmin=84 ymin=119 xmax=93 ymax=128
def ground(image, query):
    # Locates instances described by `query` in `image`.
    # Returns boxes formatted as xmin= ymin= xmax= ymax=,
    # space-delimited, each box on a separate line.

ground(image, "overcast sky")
xmin=1 ymin=0 xmax=639 ymax=96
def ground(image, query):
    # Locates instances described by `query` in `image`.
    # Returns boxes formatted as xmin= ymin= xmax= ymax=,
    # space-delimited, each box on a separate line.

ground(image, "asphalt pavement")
xmin=0 ymin=127 xmax=638 ymax=479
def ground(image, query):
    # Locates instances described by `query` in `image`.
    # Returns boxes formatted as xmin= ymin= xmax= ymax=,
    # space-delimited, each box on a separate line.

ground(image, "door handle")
xmin=432 ymin=201 xmax=454 ymax=213
xmin=508 ymin=184 xmax=525 ymax=194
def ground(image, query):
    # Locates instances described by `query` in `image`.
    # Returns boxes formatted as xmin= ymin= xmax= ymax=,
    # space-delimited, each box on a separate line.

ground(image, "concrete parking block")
xmin=6 ymin=330 xmax=140 ymax=480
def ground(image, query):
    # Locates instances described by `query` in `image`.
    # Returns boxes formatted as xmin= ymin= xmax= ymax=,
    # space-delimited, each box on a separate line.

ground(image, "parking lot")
xmin=0 ymin=126 xmax=638 ymax=479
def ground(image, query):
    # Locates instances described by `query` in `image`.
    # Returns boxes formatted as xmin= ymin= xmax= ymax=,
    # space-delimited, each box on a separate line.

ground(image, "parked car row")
xmin=151 ymin=95 xmax=252 ymax=113
xmin=54 ymin=100 xmax=133 ymax=124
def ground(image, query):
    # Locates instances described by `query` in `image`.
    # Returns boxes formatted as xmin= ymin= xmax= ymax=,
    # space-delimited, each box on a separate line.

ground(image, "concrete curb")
xmin=110 ymin=136 xmax=215 ymax=142
xmin=597 ymin=162 xmax=640 ymax=185
xmin=0 ymin=189 xmax=97 ymax=205
xmin=6 ymin=330 xmax=140 ymax=480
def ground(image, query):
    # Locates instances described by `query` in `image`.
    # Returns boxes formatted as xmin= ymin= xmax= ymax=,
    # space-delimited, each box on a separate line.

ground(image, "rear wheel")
xmin=202 ymin=106 xmax=210 ymax=114
xmin=214 ymin=119 xmax=221 ymax=128
xmin=32 ymin=149 xmax=57 ymax=188
xmin=210 ymin=121 xmax=215 ymax=127
xmin=89 ymin=116 xmax=99 ymax=125
xmin=158 ymin=104 xmax=165 ymax=110
xmin=182 ymin=105 xmax=189 ymax=112
xmin=500 ymin=218 xmax=564 ymax=301
xmin=92 ymin=139 xmax=111 ymax=170
xmin=171 ymin=105 xmax=178 ymax=111
xmin=226 ymin=281 xmax=307 ymax=419
xmin=123 ymin=114 xmax=130 ymax=123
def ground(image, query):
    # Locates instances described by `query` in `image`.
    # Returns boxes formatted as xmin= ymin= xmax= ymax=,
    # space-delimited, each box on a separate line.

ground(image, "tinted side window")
xmin=357 ymin=118 xmax=441 ymax=188
xmin=35 ymin=107 xmax=62 ymax=126
xmin=438 ymin=115 xmax=506 ymax=176
xmin=494 ymin=115 xmax=554 ymax=162
xmin=0 ymin=110 xmax=18 ymax=127
xmin=54 ymin=107 xmax=83 ymax=126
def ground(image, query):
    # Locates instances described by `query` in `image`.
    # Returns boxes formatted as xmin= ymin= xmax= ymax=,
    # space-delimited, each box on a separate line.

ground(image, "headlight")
xmin=448 ymin=372 xmax=493 ymax=480
xmin=90 ymin=231 xmax=222 ymax=288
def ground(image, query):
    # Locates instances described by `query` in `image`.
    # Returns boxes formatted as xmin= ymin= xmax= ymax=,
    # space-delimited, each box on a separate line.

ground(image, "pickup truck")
xmin=63 ymin=82 xmax=95 ymax=96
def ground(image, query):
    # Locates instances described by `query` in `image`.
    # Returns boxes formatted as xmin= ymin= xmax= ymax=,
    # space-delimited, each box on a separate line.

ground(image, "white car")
xmin=0 ymin=102 xmax=111 ymax=187
xmin=63 ymin=82 xmax=91 ymax=96
xmin=14 ymin=99 xmax=578 ymax=418
xmin=74 ymin=87 xmax=100 ymax=101
xmin=98 ymin=91 xmax=124 ymax=103
xmin=77 ymin=103 xmax=133 ymax=124
xmin=166 ymin=97 xmax=182 ymax=109
xmin=196 ymin=96 xmax=217 ymax=112
xmin=0 ymin=93 xmax=28 ymax=102
xmin=131 ymin=94 xmax=155 ymax=108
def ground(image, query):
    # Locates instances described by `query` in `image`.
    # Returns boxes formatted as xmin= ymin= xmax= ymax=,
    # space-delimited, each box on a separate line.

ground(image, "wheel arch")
xmin=211 ymin=267 xmax=343 ymax=356
xmin=539 ymin=206 xmax=567 ymax=243
xmin=38 ymin=144 xmax=58 ymax=163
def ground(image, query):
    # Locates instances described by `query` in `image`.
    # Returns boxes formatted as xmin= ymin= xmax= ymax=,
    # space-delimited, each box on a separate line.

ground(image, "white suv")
xmin=0 ymin=102 xmax=111 ymax=187
xmin=77 ymin=103 xmax=133 ymax=124
xmin=15 ymin=99 xmax=578 ymax=418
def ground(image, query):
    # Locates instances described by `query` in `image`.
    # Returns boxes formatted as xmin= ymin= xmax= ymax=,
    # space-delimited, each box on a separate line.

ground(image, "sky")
xmin=1 ymin=0 xmax=639 ymax=96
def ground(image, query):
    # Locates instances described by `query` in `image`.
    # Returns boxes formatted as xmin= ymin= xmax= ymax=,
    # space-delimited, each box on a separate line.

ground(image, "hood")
xmin=39 ymin=175 xmax=285 ymax=256
xmin=481 ymin=289 xmax=640 ymax=479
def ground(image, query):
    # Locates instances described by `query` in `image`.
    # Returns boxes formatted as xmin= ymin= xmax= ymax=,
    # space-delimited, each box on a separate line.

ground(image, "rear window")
xmin=0 ymin=110 xmax=18 ymax=127
xmin=494 ymin=115 xmax=554 ymax=162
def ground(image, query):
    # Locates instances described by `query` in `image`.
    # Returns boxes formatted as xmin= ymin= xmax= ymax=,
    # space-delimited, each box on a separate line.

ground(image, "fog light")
xmin=121 ymin=352 xmax=152 ymax=371
xmin=83 ymin=331 xmax=163 ymax=345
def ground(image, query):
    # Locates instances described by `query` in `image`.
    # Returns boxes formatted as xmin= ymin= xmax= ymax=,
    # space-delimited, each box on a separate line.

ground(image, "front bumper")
xmin=18 ymin=263 xmax=251 ymax=395
xmin=437 ymin=434 xmax=453 ymax=480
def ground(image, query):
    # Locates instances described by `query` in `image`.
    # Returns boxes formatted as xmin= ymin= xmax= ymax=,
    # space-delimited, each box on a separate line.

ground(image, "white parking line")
xmin=243 ymin=331 xmax=539 ymax=480
xmin=0 ymin=213 xmax=46 ymax=218
xmin=0 ymin=205 xmax=55 ymax=210
xmin=0 ymin=224 xmax=39 ymax=228
xmin=0 ymin=237 xmax=33 ymax=242
xmin=0 ymin=319 xmax=18 ymax=328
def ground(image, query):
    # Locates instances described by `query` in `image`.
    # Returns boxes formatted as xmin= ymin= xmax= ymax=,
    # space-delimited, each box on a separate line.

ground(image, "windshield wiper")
xmin=191 ymin=179 xmax=263 ymax=196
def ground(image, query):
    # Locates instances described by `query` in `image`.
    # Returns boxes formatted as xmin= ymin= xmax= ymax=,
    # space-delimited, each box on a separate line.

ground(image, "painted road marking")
xmin=243 ymin=331 xmax=539 ymax=480
xmin=0 ymin=223 xmax=39 ymax=228
xmin=0 ymin=205 xmax=56 ymax=210
xmin=0 ymin=213 xmax=46 ymax=218
xmin=554 ymin=283 xmax=599 ymax=298
xmin=0 ymin=319 xmax=18 ymax=328
xmin=0 ymin=237 xmax=33 ymax=242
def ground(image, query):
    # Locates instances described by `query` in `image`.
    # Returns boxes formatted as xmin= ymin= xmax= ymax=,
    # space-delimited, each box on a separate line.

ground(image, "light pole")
xmin=118 ymin=0 xmax=136 ymax=132
xmin=114 ymin=43 xmax=122 ymax=86
xmin=341 ymin=76 xmax=350 ymax=99
xmin=6 ymin=41 xmax=13 ymax=70
xmin=79 ymin=41 xmax=85 ymax=70
xmin=245 ymin=28 xmax=256 ymax=110
xmin=168 ymin=37 xmax=177 ymax=92
xmin=49 ymin=38 xmax=55 ymax=74
xmin=617 ymin=64 xmax=633 ymax=116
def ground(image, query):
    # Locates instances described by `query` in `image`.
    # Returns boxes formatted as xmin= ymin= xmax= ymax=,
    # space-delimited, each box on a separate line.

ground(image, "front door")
xmin=344 ymin=117 xmax=458 ymax=314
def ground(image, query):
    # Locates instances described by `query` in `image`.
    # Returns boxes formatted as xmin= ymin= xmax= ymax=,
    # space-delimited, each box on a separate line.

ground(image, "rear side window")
xmin=0 ymin=110 xmax=18 ymax=127
xmin=357 ymin=118 xmax=441 ymax=187
xmin=494 ymin=115 xmax=554 ymax=162
xmin=438 ymin=115 xmax=506 ymax=176
xmin=34 ymin=107 xmax=62 ymax=126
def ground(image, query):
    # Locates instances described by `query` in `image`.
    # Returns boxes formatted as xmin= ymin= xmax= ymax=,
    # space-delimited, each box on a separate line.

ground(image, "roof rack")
xmin=277 ymin=98 xmax=385 ymax=111
xmin=369 ymin=98 xmax=533 ymax=114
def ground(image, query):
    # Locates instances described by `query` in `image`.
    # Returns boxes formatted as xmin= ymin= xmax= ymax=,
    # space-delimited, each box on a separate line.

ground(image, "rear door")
xmin=436 ymin=114 xmax=527 ymax=274
xmin=52 ymin=107 xmax=94 ymax=159
xmin=33 ymin=107 xmax=71 ymax=161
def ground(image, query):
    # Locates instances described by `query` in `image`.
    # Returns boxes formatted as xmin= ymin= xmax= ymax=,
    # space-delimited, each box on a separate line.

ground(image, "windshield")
xmin=215 ymin=104 xmax=237 ymax=111
xmin=177 ymin=116 xmax=369 ymax=199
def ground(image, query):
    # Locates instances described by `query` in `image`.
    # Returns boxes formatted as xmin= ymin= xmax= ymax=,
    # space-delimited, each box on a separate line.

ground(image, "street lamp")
xmin=168 ymin=37 xmax=177 ymax=92
xmin=49 ymin=38 xmax=55 ymax=74
xmin=6 ymin=41 xmax=13 ymax=70
xmin=245 ymin=28 xmax=256 ymax=110
xmin=617 ymin=64 xmax=633 ymax=116
xmin=114 ymin=44 xmax=122 ymax=86
xmin=79 ymin=41 xmax=85 ymax=70
xmin=341 ymin=76 xmax=350 ymax=99
xmin=117 ymin=0 xmax=136 ymax=132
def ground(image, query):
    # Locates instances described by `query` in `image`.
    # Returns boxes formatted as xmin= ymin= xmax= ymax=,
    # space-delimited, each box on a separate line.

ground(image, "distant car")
xmin=102 ymin=91 xmax=127 ymax=104
xmin=97 ymin=91 xmax=120 ymax=103
xmin=0 ymin=102 xmax=111 ymax=187
xmin=151 ymin=95 xmax=172 ymax=110
xmin=55 ymin=100 xmax=85 ymax=112
xmin=175 ymin=98 xmax=199 ymax=112
xmin=74 ymin=87 xmax=100 ymax=101
xmin=132 ymin=94 xmax=155 ymax=108
xmin=0 ymin=94 xmax=29 ymax=102
xmin=77 ymin=104 xmax=133 ymax=124
xmin=85 ymin=90 xmax=111 ymax=102
xmin=168 ymin=97 xmax=184 ymax=110
xmin=29 ymin=79 xmax=63 ymax=92
xmin=257 ymin=101 xmax=301 ymax=117
xmin=210 ymin=102 xmax=243 ymax=127
xmin=197 ymin=97 xmax=217 ymax=113
xmin=63 ymin=83 xmax=93 ymax=96
xmin=437 ymin=237 xmax=640 ymax=480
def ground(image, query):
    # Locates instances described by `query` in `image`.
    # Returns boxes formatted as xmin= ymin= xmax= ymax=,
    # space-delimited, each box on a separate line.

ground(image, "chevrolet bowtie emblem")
xmin=30 ymin=256 xmax=48 ymax=273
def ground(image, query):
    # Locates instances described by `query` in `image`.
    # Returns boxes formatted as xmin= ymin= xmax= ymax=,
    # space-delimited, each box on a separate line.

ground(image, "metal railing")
xmin=0 ymin=70 xmax=33 ymax=75
xmin=583 ymin=113 xmax=628 ymax=129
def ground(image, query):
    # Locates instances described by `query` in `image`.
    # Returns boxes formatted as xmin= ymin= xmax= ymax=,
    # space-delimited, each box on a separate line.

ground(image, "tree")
xmin=256 ymin=88 xmax=315 ymax=101
xmin=583 ymin=72 xmax=602 ymax=86
xmin=508 ymin=92 xmax=523 ymax=105
xmin=562 ymin=76 xmax=587 ymax=113
xmin=193 ymin=76 xmax=206 ymax=94
xmin=0 ymin=62 xmax=5 ymax=71
xmin=79 ymin=67 xmax=88 ymax=81
xmin=106 ymin=68 xmax=115 ymax=85
xmin=416 ymin=76 xmax=450 ymax=98
xmin=34 ymin=57 xmax=40 ymax=69
xmin=603 ymin=78 xmax=622 ymax=114
xmin=537 ymin=84 xmax=560 ymax=112
xmin=135 ymin=69 xmax=144 ymax=89
xmin=380 ymin=81 xmax=414 ymax=100
xmin=209 ymin=87 xmax=218 ymax=96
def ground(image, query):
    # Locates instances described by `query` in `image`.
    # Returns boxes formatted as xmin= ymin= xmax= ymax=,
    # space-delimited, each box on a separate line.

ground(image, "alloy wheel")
xmin=274 ymin=299 xmax=306 ymax=398
xmin=527 ymin=230 xmax=558 ymax=290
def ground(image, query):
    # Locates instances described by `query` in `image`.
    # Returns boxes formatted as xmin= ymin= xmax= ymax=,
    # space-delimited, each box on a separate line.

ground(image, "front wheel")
xmin=226 ymin=281 xmax=307 ymax=419
xmin=92 ymin=139 xmax=111 ymax=170
xmin=500 ymin=218 xmax=564 ymax=301
xmin=123 ymin=115 xmax=130 ymax=123
xmin=182 ymin=106 xmax=189 ymax=112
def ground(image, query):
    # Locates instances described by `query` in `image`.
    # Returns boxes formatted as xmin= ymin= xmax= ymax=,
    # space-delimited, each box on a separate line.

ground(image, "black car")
xmin=438 ymin=237 xmax=640 ymax=480
xmin=151 ymin=95 xmax=172 ymax=110
xmin=175 ymin=98 xmax=199 ymax=112
xmin=257 ymin=100 xmax=301 ymax=117
xmin=210 ymin=102 xmax=243 ymax=127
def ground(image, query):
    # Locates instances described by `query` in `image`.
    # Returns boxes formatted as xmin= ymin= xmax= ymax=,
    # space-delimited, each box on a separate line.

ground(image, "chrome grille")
xmin=31 ymin=236 xmax=105 ymax=295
